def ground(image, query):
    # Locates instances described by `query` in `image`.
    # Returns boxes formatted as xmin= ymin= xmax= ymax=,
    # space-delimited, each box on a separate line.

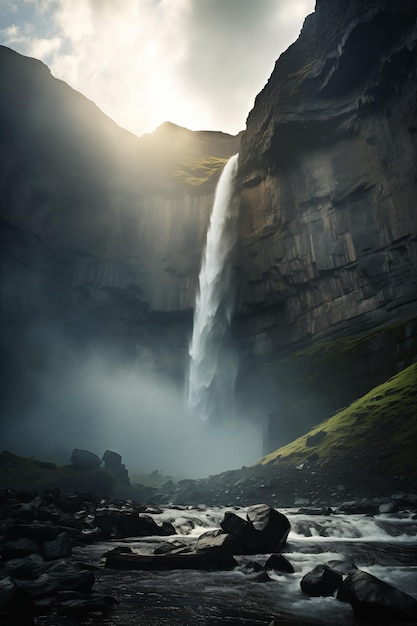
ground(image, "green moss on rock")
xmin=260 ymin=362 xmax=417 ymax=474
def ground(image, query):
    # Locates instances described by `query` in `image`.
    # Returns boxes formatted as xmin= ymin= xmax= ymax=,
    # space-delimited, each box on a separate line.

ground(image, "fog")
xmin=1 ymin=340 xmax=262 ymax=479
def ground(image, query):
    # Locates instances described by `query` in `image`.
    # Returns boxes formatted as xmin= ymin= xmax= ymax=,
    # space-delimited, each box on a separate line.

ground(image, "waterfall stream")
xmin=188 ymin=154 xmax=240 ymax=423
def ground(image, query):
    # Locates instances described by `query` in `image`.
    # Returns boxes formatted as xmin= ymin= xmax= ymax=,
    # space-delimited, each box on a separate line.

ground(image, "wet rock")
xmin=0 ymin=554 xmax=46 ymax=580
xmin=245 ymin=504 xmax=290 ymax=552
xmin=338 ymin=499 xmax=379 ymax=515
xmin=0 ymin=577 xmax=34 ymax=625
xmin=70 ymin=449 xmax=102 ymax=471
xmin=297 ymin=507 xmax=333 ymax=516
xmin=153 ymin=540 xmax=191 ymax=555
xmin=56 ymin=590 xmax=119 ymax=615
xmin=195 ymin=530 xmax=238 ymax=555
xmin=300 ymin=564 xmax=342 ymax=597
xmin=220 ymin=511 xmax=253 ymax=539
xmin=240 ymin=560 xmax=263 ymax=573
xmin=245 ymin=570 xmax=272 ymax=583
xmin=106 ymin=547 xmax=236 ymax=571
xmin=341 ymin=569 xmax=417 ymax=622
xmin=95 ymin=509 xmax=172 ymax=539
xmin=43 ymin=532 xmax=72 ymax=560
xmin=264 ymin=554 xmax=294 ymax=573
xmin=1 ymin=538 xmax=40 ymax=560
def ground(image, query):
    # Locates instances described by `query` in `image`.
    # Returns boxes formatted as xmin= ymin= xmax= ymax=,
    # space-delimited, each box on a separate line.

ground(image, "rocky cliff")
xmin=1 ymin=0 xmax=417 ymax=455
xmin=234 ymin=0 xmax=417 ymax=448
xmin=0 ymin=45 xmax=240 ymax=383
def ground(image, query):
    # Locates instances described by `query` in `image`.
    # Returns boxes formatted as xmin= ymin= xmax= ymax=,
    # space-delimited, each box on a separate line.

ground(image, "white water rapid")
xmin=188 ymin=154 xmax=240 ymax=423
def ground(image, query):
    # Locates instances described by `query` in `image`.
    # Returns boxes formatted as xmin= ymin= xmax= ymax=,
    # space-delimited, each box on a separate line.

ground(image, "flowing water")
xmin=188 ymin=154 xmax=240 ymax=423
xmin=62 ymin=506 xmax=417 ymax=626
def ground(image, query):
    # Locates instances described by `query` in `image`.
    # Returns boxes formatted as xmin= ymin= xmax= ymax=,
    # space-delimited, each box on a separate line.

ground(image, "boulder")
xmin=70 ymin=449 xmax=101 ymax=470
xmin=56 ymin=590 xmax=118 ymax=615
xmin=102 ymin=450 xmax=122 ymax=469
xmin=43 ymin=532 xmax=72 ymax=561
xmin=1 ymin=538 xmax=40 ymax=560
xmin=341 ymin=569 xmax=417 ymax=622
xmin=0 ymin=577 xmax=34 ymax=625
xmin=245 ymin=504 xmax=290 ymax=553
xmin=220 ymin=511 xmax=253 ymax=540
xmin=300 ymin=564 xmax=342 ymax=597
xmin=264 ymin=554 xmax=294 ymax=574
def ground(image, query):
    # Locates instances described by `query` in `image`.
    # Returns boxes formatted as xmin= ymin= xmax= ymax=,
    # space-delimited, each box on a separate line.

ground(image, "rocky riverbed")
xmin=1 ymin=483 xmax=417 ymax=625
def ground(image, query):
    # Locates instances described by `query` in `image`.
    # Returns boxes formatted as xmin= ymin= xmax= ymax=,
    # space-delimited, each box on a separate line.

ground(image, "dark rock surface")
xmin=340 ymin=568 xmax=417 ymax=622
xmin=235 ymin=0 xmax=417 ymax=445
xmin=70 ymin=449 xmax=102 ymax=471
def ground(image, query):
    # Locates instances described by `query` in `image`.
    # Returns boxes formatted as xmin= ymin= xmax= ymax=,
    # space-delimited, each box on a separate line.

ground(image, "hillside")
xmin=261 ymin=362 xmax=417 ymax=477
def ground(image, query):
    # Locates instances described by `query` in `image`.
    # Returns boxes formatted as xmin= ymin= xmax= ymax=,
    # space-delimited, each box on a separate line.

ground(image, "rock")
xmin=379 ymin=502 xmax=395 ymax=514
xmin=195 ymin=530 xmax=238 ymax=555
xmin=0 ymin=577 xmax=34 ymax=625
xmin=341 ymin=569 xmax=417 ymax=622
xmin=306 ymin=431 xmax=327 ymax=447
xmin=95 ymin=509 xmax=171 ymax=539
xmin=1 ymin=538 xmax=40 ymax=560
xmin=245 ymin=570 xmax=272 ymax=583
xmin=102 ymin=450 xmax=122 ymax=469
xmin=106 ymin=549 xmax=236 ymax=571
xmin=56 ymin=591 xmax=119 ymax=615
xmin=101 ymin=451 xmax=130 ymax=487
xmin=300 ymin=564 xmax=342 ymax=597
xmin=0 ymin=554 xmax=46 ymax=580
xmin=240 ymin=560 xmax=263 ymax=573
xmin=245 ymin=504 xmax=290 ymax=552
xmin=264 ymin=554 xmax=294 ymax=573
xmin=220 ymin=511 xmax=253 ymax=539
xmin=43 ymin=532 xmax=72 ymax=560
xmin=70 ymin=449 xmax=102 ymax=470
xmin=338 ymin=500 xmax=379 ymax=515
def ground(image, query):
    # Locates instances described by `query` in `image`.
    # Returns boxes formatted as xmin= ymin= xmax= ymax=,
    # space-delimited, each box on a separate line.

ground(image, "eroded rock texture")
xmin=237 ymin=0 xmax=417 ymax=350
xmin=234 ymin=0 xmax=417 ymax=444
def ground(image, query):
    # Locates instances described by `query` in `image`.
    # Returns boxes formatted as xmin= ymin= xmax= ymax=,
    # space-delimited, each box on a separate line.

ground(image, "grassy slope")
xmin=260 ymin=363 xmax=417 ymax=474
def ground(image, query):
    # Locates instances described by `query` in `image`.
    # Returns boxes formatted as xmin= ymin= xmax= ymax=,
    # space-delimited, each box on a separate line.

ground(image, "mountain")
xmin=234 ymin=0 xmax=417 ymax=450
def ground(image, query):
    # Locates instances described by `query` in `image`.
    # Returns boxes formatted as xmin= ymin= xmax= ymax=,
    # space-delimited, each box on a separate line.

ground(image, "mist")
xmin=1 ymin=339 xmax=262 ymax=479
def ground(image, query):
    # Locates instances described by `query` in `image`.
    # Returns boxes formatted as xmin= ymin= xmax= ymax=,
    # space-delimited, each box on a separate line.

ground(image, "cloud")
xmin=0 ymin=0 xmax=315 ymax=136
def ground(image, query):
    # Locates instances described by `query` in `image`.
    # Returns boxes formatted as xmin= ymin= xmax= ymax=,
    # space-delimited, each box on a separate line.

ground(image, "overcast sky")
xmin=1 ymin=0 xmax=315 ymax=137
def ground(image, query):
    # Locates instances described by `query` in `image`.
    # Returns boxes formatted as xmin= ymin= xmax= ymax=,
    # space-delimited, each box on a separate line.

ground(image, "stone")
xmin=220 ymin=511 xmax=253 ymax=540
xmin=0 ymin=577 xmax=34 ymax=626
xmin=264 ymin=554 xmax=294 ymax=573
xmin=245 ymin=504 xmax=290 ymax=552
xmin=102 ymin=450 xmax=122 ymax=468
xmin=70 ymin=449 xmax=102 ymax=470
xmin=300 ymin=564 xmax=342 ymax=597
xmin=341 ymin=569 xmax=417 ymax=622
xmin=43 ymin=532 xmax=72 ymax=561
xmin=1 ymin=538 xmax=40 ymax=560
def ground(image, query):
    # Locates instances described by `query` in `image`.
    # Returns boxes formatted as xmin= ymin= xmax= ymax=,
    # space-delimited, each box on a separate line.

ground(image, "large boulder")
xmin=245 ymin=504 xmax=290 ymax=553
xmin=101 ymin=450 xmax=130 ymax=487
xmin=340 ymin=569 xmax=417 ymax=622
xmin=300 ymin=564 xmax=342 ymax=597
xmin=220 ymin=511 xmax=253 ymax=540
xmin=70 ymin=449 xmax=101 ymax=471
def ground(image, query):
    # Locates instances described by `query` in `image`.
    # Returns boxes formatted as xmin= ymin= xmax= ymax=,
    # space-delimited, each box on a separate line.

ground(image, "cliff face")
xmin=234 ymin=0 xmax=417 ymax=448
xmin=1 ymin=0 xmax=417 ymax=453
xmin=237 ymin=0 xmax=417 ymax=347
xmin=0 ymin=46 xmax=240 ymax=385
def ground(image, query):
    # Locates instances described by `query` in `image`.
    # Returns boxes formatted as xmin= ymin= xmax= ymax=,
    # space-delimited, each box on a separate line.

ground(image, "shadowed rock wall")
xmin=234 ymin=0 xmax=417 ymax=447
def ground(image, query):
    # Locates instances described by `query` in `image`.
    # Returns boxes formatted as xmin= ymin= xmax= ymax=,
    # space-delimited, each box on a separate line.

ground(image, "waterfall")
xmin=188 ymin=154 xmax=240 ymax=423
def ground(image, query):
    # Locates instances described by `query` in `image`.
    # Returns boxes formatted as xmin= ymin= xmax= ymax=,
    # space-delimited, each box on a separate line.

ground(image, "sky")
xmin=0 ymin=0 xmax=315 ymax=138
